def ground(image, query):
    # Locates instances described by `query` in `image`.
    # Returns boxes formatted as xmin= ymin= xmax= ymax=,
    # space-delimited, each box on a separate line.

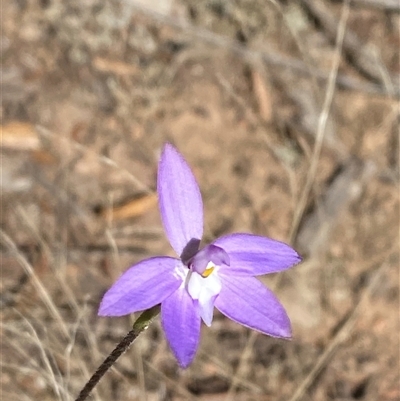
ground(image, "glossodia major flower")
xmin=99 ymin=143 xmax=301 ymax=367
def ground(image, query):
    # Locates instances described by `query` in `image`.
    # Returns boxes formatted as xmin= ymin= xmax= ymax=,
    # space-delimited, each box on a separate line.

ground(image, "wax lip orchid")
xmin=99 ymin=143 xmax=301 ymax=367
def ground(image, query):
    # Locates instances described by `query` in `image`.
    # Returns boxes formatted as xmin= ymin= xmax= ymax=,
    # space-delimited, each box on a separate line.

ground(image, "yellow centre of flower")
xmin=201 ymin=262 xmax=215 ymax=278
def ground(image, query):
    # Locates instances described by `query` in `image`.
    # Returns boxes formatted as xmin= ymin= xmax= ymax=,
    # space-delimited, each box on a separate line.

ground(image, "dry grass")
xmin=1 ymin=1 xmax=399 ymax=401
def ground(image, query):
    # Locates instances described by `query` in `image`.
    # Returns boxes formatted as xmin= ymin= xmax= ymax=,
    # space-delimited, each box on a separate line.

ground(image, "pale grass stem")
xmin=289 ymin=0 xmax=351 ymax=242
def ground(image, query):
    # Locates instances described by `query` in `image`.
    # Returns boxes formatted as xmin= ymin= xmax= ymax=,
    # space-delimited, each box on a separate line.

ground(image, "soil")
xmin=1 ymin=1 xmax=399 ymax=401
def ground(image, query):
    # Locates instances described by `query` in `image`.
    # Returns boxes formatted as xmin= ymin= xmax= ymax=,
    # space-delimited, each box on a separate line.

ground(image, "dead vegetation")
xmin=1 ymin=1 xmax=399 ymax=400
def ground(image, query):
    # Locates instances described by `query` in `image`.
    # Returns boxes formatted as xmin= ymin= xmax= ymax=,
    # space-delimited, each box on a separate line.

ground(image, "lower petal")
xmin=98 ymin=257 xmax=182 ymax=316
xmin=161 ymin=287 xmax=201 ymax=368
xmin=215 ymin=274 xmax=291 ymax=338
xmin=187 ymin=271 xmax=222 ymax=327
xmin=198 ymin=292 xmax=217 ymax=327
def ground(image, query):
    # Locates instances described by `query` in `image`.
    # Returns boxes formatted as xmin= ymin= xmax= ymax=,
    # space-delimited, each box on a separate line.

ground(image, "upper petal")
xmin=157 ymin=143 xmax=203 ymax=256
xmin=215 ymin=274 xmax=291 ymax=338
xmin=213 ymin=233 xmax=301 ymax=276
xmin=98 ymin=257 xmax=182 ymax=316
xmin=161 ymin=286 xmax=201 ymax=368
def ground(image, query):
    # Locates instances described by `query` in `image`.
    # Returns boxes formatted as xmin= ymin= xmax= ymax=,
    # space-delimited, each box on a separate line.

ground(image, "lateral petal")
xmin=213 ymin=233 xmax=301 ymax=276
xmin=215 ymin=274 xmax=291 ymax=338
xmin=161 ymin=286 xmax=201 ymax=368
xmin=157 ymin=143 xmax=204 ymax=256
xmin=98 ymin=257 xmax=182 ymax=316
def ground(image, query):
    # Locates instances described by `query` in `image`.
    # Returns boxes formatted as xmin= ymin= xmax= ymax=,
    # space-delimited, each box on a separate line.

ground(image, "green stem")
xmin=75 ymin=305 xmax=160 ymax=401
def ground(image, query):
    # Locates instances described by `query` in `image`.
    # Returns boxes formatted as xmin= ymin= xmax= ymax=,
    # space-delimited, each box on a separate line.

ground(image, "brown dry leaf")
xmin=1 ymin=121 xmax=40 ymax=151
xmin=93 ymin=57 xmax=138 ymax=76
xmin=102 ymin=193 xmax=158 ymax=221
xmin=31 ymin=150 xmax=58 ymax=165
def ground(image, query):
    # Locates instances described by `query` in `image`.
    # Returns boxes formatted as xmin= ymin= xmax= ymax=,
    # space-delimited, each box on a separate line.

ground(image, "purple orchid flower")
xmin=99 ymin=143 xmax=301 ymax=367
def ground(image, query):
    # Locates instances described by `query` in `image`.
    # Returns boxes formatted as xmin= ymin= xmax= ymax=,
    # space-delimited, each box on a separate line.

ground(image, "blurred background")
xmin=1 ymin=1 xmax=399 ymax=400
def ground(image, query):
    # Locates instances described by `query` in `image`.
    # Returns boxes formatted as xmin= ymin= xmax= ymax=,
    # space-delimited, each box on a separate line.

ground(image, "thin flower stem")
xmin=75 ymin=329 xmax=137 ymax=401
xmin=75 ymin=305 xmax=160 ymax=401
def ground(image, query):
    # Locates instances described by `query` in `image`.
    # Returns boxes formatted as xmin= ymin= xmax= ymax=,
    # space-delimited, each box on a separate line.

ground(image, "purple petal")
xmin=98 ymin=257 xmax=182 ymax=316
xmin=189 ymin=244 xmax=230 ymax=274
xmin=157 ymin=143 xmax=203 ymax=256
xmin=215 ymin=274 xmax=291 ymax=338
xmin=213 ymin=233 xmax=301 ymax=276
xmin=161 ymin=287 xmax=201 ymax=368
